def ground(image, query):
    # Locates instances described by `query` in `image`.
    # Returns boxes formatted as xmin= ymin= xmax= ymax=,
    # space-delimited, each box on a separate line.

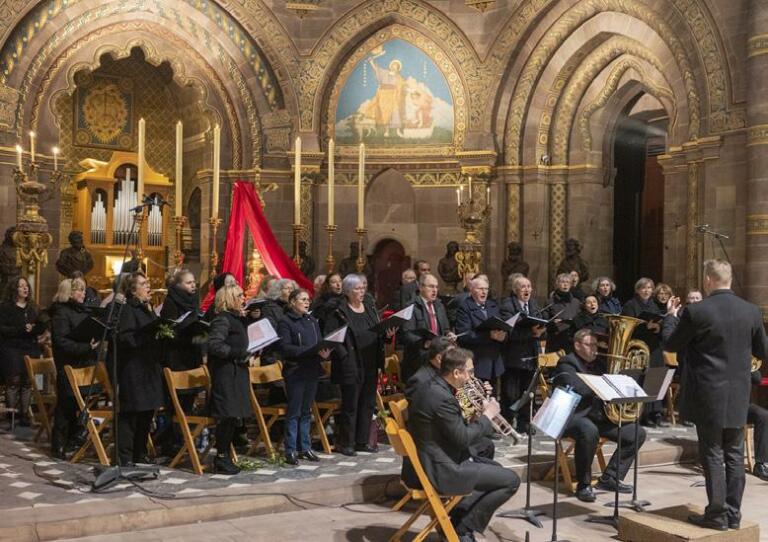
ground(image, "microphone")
xmin=694 ymin=224 xmax=709 ymax=233
xmin=130 ymin=195 xmax=170 ymax=212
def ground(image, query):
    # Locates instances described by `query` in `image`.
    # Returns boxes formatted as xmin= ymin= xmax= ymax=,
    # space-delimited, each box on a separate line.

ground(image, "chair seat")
xmin=315 ymin=400 xmax=340 ymax=409
xmin=262 ymin=405 xmax=287 ymax=415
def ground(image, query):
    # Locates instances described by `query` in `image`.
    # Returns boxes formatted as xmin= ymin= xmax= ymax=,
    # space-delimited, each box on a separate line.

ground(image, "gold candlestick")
xmin=134 ymin=210 xmax=146 ymax=262
xmin=292 ymin=224 xmax=304 ymax=267
xmin=209 ymin=216 xmax=222 ymax=274
xmin=172 ymin=215 xmax=187 ymax=268
xmin=325 ymin=224 xmax=337 ymax=274
xmin=355 ymin=227 xmax=367 ymax=273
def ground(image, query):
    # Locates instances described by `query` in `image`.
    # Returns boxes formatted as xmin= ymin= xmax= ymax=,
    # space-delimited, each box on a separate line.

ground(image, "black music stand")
xmin=498 ymin=370 xmax=546 ymax=528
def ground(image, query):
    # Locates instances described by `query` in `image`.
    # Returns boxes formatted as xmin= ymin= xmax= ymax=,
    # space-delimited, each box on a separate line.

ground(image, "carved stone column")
xmin=745 ymin=0 xmax=768 ymax=311
xmin=686 ymin=161 xmax=701 ymax=289
xmin=548 ymin=180 xmax=567 ymax=279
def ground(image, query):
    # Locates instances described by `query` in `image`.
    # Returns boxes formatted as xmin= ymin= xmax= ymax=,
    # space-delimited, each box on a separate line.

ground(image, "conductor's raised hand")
xmin=667 ymin=296 xmax=682 ymax=317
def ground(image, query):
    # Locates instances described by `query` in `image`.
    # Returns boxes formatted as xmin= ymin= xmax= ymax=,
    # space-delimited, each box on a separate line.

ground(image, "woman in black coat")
xmin=546 ymin=273 xmax=582 ymax=353
xmin=160 ymin=269 xmax=203 ymax=372
xmin=50 ymin=278 xmax=99 ymax=458
xmin=112 ymin=272 xmax=164 ymax=465
xmin=572 ymin=294 xmax=609 ymax=339
xmin=310 ymin=273 xmax=343 ymax=330
xmin=593 ymin=276 xmax=622 ymax=315
xmin=207 ymin=284 xmax=251 ymax=474
xmin=0 ymin=276 xmax=45 ymax=426
xmin=324 ymin=274 xmax=394 ymax=456
xmin=278 ymin=289 xmax=332 ymax=464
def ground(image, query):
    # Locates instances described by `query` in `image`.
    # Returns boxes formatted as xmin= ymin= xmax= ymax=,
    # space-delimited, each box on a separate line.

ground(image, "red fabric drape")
xmin=201 ymin=181 xmax=312 ymax=310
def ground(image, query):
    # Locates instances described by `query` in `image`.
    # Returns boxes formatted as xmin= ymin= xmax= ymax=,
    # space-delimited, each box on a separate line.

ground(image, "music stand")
xmin=498 ymin=370 xmax=546 ymax=528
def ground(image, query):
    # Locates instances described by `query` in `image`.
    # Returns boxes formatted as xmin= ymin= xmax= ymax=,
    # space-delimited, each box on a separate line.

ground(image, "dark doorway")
xmin=612 ymin=111 xmax=665 ymax=300
xmin=372 ymin=239 xmax=410 ymax=307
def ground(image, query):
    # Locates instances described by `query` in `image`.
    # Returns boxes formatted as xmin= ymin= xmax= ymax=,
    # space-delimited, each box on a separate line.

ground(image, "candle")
xmin=175 ymin=120 xmax=183 ymax=216
xmin=212 ymin=124 xmax=221 ymax=217
xmin=328 ymin=138 xmax=335 ymax=226
xmin=358 ymin=143 xmax=365 ymax=229
xmin=486 ymin=185 xmax=491 ymax=205
xmin=468 ymin=175 xmax=473 ymax=201
xmin=137 ymin=118 xmax=145 ymax=198
xmin=29 ymin=131 xmax=35 ymax=163
xmin=456 ymin=187 xmax=461 ymax=206
xmin=294 ymin=136 xmax=301 ymax=225
xmin=15 ymin=144 xmax=22 ymax=169
xmin=52 ymin=147 xmax=59 ymax=171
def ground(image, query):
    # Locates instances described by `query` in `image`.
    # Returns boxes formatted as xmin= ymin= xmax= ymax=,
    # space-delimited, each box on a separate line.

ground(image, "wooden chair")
xmin=24 ymin=355 xmax=57 ymax=443
xmin=745 ymin=424 xmax=755 ymax=472
xmin=663 ymin=351 xmax=679 ymax=425
xmin=64 ymin=364 xmax=113 ymax=466
xmin=248 ymin=362 xmax=287 ymax=459
xmin=387 ymin=398 xmax=411 ymax=511
xmin=377 ymin=353 xmax=405 ymax=412
xmin=311 ymin=360 xmax=340 ymax=454
xmin=164 ymin=366 xmax=236 ymax=475
xmin=536 ymin=350 xmax=564 ymax=399
xmin=385 ymin=416 xmax=465 ymax=542
xmin=544 ymin=436 xmax=608 ymax=494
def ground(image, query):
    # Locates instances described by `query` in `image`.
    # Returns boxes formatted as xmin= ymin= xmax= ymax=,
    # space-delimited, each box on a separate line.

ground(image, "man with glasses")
xmin=407 ymin=348 xmax=520 ymax=542
xmin=398 ymin=259 xmax=432 ymax=309
xmin=400 ymin=273 xmax=454 ymax=382
xmin=550 ymin=329 xmax=647 ymax=502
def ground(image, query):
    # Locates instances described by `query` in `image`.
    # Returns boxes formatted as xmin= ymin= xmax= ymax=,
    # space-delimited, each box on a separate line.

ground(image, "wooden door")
xmin=372 ymin=239 xmax=410 ymax=308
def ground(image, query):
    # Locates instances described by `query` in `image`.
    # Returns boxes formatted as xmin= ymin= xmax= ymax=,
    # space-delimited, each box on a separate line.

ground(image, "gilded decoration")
xmin=746 ymin=215 xmax=768 ymax=236
xmin=326 ymin=25 xmax=467 ymax=155
xmin=504 ymin=0 xmax=703 ymax=166
xmin=549 ymin=182 xmax=567 ymax=275
xmin=0 ymin=82 xmax=19 ymax=129
xmin=506 ymin=183 xmax=520 ymax=243
xmin=75 ymin=74 xmax=134 ymax=149
xmin=686 ymin=161 xmax=700 ymax=288
xmin=748 ymin=34 xmax=768 ymax=58
xmin=747 ymin=124 xmax=768 ymax=147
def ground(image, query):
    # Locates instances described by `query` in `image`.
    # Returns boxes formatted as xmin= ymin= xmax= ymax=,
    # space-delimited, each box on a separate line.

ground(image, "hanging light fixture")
xmin=465 ymin=0 xmax=496 ymax=12
xmin=286 ymin=1 xmax=321 ymax=18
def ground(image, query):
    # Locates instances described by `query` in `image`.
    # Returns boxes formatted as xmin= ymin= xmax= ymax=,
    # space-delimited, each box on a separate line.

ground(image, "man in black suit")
xmin=663 ymin=259 xmax=768 ymax=530
xmin=399 ymin=273 xmax=453 ymax=383
xmin=550 ymin=329 xmax=646 ymax=503
xmin=405 ymin=336 xmax=454 ymax=400
xmin=397 ymin=260 xmax=431 ymax=309
xmin=500 ymin=275 xmax=546 ymax=431
xmin=407 ymin=348 xmax=519 ymax=541
xmin=455 ymin=276 xmax=507 ymax=384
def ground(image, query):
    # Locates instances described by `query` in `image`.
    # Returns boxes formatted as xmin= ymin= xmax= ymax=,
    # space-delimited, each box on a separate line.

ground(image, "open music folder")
xmin=577 ymin=367 xmax=675 ymax=405
xmin=247 ymin=318 xmax=280 ymax=353
xmin=369 ymin=304 xmax=414 ymax=333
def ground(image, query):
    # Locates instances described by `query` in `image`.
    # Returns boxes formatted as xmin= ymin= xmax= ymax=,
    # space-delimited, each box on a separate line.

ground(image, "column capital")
xmin=748 ymin=34 xmax=768 ymax=58
xmin=456 ymin=150 xmax=498 ymax=173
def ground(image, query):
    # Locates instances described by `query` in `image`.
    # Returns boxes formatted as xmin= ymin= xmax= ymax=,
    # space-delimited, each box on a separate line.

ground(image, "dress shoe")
xmin=233 ymin=432 xmax=250 ymax=449
xmin=728 ymin=516 xmax=741 ymax=530
xmin=753 ymin=462 xmax=768 ymax=481
xmin=457 ymin=531 xmax=477 ymax=542
xmin=596 ymin=476 xmax=633 ymax=494
xmin=213 ymin=454 xmax=241 ymax=475
xmin=51 ymin=446 xmax=67 ymax=461
xmin=284 ymin=452 xmax=299 ymax=466
xmin=337 ymin=447 xmax=357 ymax=457
xmin=299 ymin=449 xmax=320 ymax=462
xmin=575 ymin=485 xmax=596 ymax=503
xmin=354 ymin=444 xmax=378 ymax=453
xmin=687 ymin=513 xmax=727 ymax=531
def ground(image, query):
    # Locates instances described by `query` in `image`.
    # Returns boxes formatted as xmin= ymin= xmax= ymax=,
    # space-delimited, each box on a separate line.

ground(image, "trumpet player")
xmin=550 ymin=329 xmax=647 ymax=503
xmin=407 ymin=348 xmax=520 ymax=541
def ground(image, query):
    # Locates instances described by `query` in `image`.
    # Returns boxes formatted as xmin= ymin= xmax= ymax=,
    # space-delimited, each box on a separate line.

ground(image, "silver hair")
xmin=266 ymin=278 xmax=297 ymax=300
xmin=342 ymin=273 xmax=366 ymax=296
xmin=591 ymin=276 xmax=616 ymax=294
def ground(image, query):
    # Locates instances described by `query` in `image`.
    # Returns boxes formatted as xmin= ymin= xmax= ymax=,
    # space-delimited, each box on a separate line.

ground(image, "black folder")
xmin=637 ymin=311 xmax=664 ymax=323
xmin=369 ymin=305 xmax=414 ymax=334
xmin=67 ymin=317 xmax=108 ymax=343
xmin=475 ymin=316 xmax=515 ymax=333
xmin=298 ymin=326 xmax=348 ymax=356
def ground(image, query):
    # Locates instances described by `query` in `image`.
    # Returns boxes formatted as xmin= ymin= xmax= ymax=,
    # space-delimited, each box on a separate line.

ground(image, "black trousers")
xmin=695 ymin=423 xmax=745 ymax=522
xmin=451 ymin=462 xmax=520 ymax=534
xmin=747 ymin=403 xmax=768 ymax=463
xmin=338 ymin=373 xmax=377 ymax=448
xmin=51 ymin=395 xmax=79 ymax=451
xmin=562 ymin=416 xmax=646 ymax=488
xmin=215 ymin=417 xmax=237 ymax=456
xmin=117 ymin=410 xmax=154 ymax=465
xmin=500 ymin=367 xmax=534 ymax=425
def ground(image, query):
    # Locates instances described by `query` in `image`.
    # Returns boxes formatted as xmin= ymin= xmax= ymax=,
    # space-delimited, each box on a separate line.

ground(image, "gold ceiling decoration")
xmin=286 ymin=1 xmax=321 ymax=18
xmin=465 ymin=0 xmax=495 ymax=12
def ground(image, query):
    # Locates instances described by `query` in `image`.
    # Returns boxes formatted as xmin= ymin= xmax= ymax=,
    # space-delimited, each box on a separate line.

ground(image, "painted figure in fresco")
xmin=55 ymin=230 xmax=94 ymax=278
xmin=364 ymin=51 xmax=406 ymax=138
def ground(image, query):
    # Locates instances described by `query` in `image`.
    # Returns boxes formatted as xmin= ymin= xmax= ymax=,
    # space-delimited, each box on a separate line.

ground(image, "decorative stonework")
xmin=0 ymin=82 xmax=19 ymax=130
xmin=549 ymin=182 xmax=567 ymax=276
xmin=506 ymin=182 xmax=520 ymax=243
xmin=747 ymin=124 xmax=768 ymax=147
xmin=747 ymin=34 xmax=768 ymax=58
xmin=686 ymin=161 xmax=700 ymax=288
xmin=746 ymin=214 xmax=768 ymax=235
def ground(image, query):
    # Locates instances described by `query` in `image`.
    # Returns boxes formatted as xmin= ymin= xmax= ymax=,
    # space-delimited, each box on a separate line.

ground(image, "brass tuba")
xmin=603 ymin=315 xmax=651 ymax=424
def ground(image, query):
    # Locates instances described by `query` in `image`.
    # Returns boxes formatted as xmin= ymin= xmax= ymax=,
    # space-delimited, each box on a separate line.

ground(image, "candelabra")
xmin=172 ymin=215 xmax=187 ymax=267
xmin=355 ymin=228 xmax=367 ymax=273
xmin=325 ymin=224 xmax=337 ymax=274
xmin=455 ymin=182 xmax=491 ymax=277
xmin=292 ymin=224 xmax=305 ymax=267
xmin=209 ymin=216 xmax=223 ymax=274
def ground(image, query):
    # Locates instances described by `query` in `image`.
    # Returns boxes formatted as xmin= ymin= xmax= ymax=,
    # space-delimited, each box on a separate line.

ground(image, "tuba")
xmin=456 ymin=377 xmax=522 ymax=444
xmin=602 ymin=315 xmax=650 ymax=424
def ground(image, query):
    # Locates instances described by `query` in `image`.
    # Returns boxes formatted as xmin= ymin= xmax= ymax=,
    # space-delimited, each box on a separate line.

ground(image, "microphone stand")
xmin=613 ymin=394 xmax=650 ymax=512
xmin=92 ymin=201 xmax=160 ymax=491
xmin=697 ymin=226 xmax=741 ymax=293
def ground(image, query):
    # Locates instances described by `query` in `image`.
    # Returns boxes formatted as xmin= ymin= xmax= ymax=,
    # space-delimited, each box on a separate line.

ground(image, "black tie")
xmin=522 ymin=302 xmax=529 ymax=314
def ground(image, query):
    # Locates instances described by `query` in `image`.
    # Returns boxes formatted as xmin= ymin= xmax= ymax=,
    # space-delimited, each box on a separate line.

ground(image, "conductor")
xmin=663 ymin=259 xmax=768 ymax=531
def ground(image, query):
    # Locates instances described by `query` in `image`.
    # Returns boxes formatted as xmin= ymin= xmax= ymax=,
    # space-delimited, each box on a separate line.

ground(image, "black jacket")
xmin=405 ymin=375 xmax=494 ymax=494
xmin=259 ymin=298 xmax=288 ymax=364
xmin=323 ymin=301 xmax=385 ymax=385
xmin=113 ymin=298 xmax=164 ymax=412
xmin=50 ymin=301 xmax=98 ymax=398
xmin=545 ymin=291 xmax=581 ymax=353
xmin=549 ymin=352 xmax=609 ymax=424
xmin=572 ymin=310 xmax=609 ymax=337
xmin=207 ymin=310 xmax=252 ymax=419
xmin=399 ymin=297 xmax=450 ymax=382
xmin=662 ymin=289 xmax=768 ymax=428
xmin=310 ymin=293 xmax=342 ymax=330
xmin=277 ymin=309 xmax=323 ymax=378
xmin=405 ymin=363 xmax=439 ymax=401
xmin=622 ymin=295 xmax=661 ymax=352
xmin=455 ymin=296 xmax=505 ymax=380
xmin=500 ymin=296 xmax=542 ymax=371
xmin=159 ymin=287 xmax=203 ymax=371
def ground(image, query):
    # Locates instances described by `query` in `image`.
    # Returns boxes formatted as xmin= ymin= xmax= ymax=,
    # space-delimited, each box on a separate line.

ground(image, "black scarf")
xmin=168 ymin=285 xmax=199 ymax=314
xmin=553 ymin=289 xmax=573 ymax=303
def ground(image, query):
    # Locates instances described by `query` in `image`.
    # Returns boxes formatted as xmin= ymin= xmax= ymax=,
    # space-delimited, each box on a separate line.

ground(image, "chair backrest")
xmin=25 ymin=356 xmax=57 ymax=392
xmin=95 ymin=361 xmax=114 ymax=400
xmin=385 ymin=417 xmax=451 ymax=499
xmin=320 ymin=360 xmax=332 ymax=377
xmin=389 ymin=398 xmax=409 ymax=429
xmin=383 ymin=353 xmax=401 ymax=379
xmin=663 ymin=351 xmax=678 ymax=367
xmin=64 ymin=364 xmax=109 ymax=412
xmin=249 ymin=362 xmax=284 ymax=385
xmin=164 ymin=366 xmax=210 ymax=421
xmin=538 ymin=350 xmax=564 ymax=368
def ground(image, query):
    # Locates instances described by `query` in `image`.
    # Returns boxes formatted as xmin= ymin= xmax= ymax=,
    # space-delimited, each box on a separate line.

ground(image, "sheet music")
xmin=247 ymin=319 xmax=279 ymax=353
xmin=171 ymin=311 xmax=192 ymax=324
xmin=610 ymin=374 xmax=648 ymax=398
xmin=391 ymin=304 xmax=414 ymax=321
xmin=533 ymin=387 xmax=581 ymax=440
xmin=505 ymin=312 xmax=521 ymax=329
xmin=577 ymin=373 xmax=647 ymax=401
xmin=324 ymin=325 xmax=348 ymax=343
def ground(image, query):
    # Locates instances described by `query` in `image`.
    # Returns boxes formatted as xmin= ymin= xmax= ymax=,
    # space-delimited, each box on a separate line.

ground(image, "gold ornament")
xmin=82 ymin=80 xmax=129 ymax=143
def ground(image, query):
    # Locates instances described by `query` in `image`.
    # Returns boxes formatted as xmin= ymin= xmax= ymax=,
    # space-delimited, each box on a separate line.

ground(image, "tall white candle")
xmin=137 ymin=118 xmax=145 ymax=198
xmin=52 ymin=147 xmax=59 ymax=171
xmin=294 ymin=136 xmax=301 ymax=225
xmin=328 ymin=138 xmax=335 ymax=226
xmin=15 ymin=145 xmax=22 ymax=169
xmin=486 ymin=185 xmax=491 ymax=206
xmin=456 ymin=187 xmax=461 ymax=207
xmin=175 ymin=120 xmax=183 ymax=216
xmin=468 ymin=175 xmax=473 ymax=202
xmin=29 ymin=131 xmax=35 ymax=163
xmin=357 ymin=143 xmax=365 ymax=229
xmin=212 ymin=124 xmax=221 ymax=217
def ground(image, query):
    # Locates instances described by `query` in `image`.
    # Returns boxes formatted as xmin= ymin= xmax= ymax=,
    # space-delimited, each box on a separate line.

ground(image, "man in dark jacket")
xmin=663 ymin=259 xmax=768 ymax=530
xmin=399 ymin=273 xmax=453 ymax=383
xmin=407 ymin=348 xmax=519 ymax=541
xmin=455 ymin=276 xmax=506 ymax=382
xmin=550 ymin=329 xmax=646 ymax=503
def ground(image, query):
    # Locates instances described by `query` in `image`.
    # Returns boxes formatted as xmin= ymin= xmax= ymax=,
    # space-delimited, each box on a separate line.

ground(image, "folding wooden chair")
xmin=385 ymin=417 xmax=465 ymax=542
xmin=544 ymin=436 xmax=608 ymax=494
xmin=311 ymin=360 xmax=340 ymax=454
xmin=387 ymin=398 xmax=411 ymax=511
xmin=746 ymin=424 xmax=755 ymax=473
xmin=663 ymin=351 xmax=679 ymax=425
xmin=248 ymin=362 xmax=287 ymax=459
xmin=536 ymin=350 xmax=564 ymax=400
xmin=163 ymin=366 xmax=235 ymax=475
xmin=64 ymin=364 xmax=113 ymax=466
xmin=377 ymin=353 xmax=405 ymax=412
xmin=25 ymin=355 xmax=57 ymax=443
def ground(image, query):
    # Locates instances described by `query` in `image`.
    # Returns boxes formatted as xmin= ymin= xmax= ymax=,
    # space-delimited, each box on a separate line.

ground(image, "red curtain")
xmin=201 ymin=180 xmax=312 ymax=310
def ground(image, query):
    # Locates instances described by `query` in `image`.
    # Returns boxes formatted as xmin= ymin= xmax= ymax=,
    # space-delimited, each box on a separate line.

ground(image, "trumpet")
xmin=456 ymin=377 xmax=522 ymax=444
